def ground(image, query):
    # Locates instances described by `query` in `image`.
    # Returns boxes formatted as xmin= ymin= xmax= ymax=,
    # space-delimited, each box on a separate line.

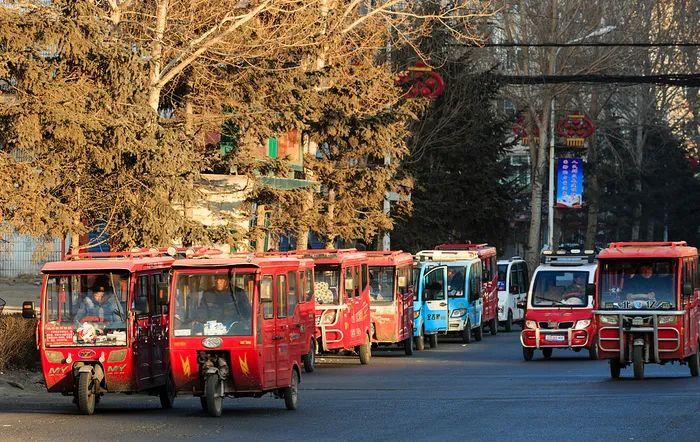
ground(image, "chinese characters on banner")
xmin=556 ymin=158 xmax=583 ymax=208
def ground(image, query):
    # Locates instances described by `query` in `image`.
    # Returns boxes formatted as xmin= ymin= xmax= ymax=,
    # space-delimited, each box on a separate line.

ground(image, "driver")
xmin=194 ymin=275 xmax=251 ymax=326
xmin=447 ymin=268 xmax=465 ymax=295
xmin=74 ymin=283 xmax=120 ymax=325
xmin=623 ymin=264 xmax=656 ymax=300
xmin=563 ymin=274 xmax=587 ymax=305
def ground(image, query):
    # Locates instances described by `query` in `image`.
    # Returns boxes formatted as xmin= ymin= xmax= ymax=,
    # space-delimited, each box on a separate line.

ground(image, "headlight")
xmin=599 ymin=315 xmax=619 ymax=325
xmin=413 ymin=310 xmax=420 ymax=319
xmin=658 ymin=315 xmax=676 ymax=325
xmin=450 ymin=308 xmax=467 ymax=318
xmin=321 ymin=311 xmax=336 ymax=325
xmin=525 ymin=320 xmax=537 ymax=329
xmin=574 ymin=319 xmax=591 ymax=330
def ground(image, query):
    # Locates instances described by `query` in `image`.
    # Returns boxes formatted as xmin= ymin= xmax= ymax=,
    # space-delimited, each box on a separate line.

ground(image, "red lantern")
xmin=556 ymin=113 xmax=595 ymax=147
xmin=513 ymin=115 xmax=540 ymax=144
xmin=395 ymin=62 xmax=445 ymax=99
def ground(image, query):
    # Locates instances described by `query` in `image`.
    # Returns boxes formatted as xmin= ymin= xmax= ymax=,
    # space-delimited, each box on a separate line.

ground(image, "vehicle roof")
xmin=497 ymin=258 xmax=525 ymax=265
xmin=173 ymin=253 xmax=304 ymax=269
xmin=365 ymin=251 xmax=413 ymax=267
xmin=415 ymin=250 xmax=480 ymax=264
xmin=293 ymin=248 xmax=368 ymax=264
xmin=598 ymin=241 xmax=698 ymax=259
xmin=434 ymin=243 xmax=497 ymax=258
xmin=42 ymin=256 xmax=175 ymax=273
xmin=534 ymin=262 xmax=598 ymax=273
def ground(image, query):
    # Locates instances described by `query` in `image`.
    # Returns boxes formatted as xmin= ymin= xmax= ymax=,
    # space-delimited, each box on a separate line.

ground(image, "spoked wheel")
xmin=633 ymin=346 xmax=645 ymax=380
xmin=522 ymin=347 xmax=534 ymax=361
xmin=415 ymin=328 xmax=425 ymax=351
xmin=159 ymin=374 xmax=176 ymax=409
xmin=474 ymin=323 xmax=483 ymax=342
xmin=428 ymin=334 xmax=438 ymax=349
xmin=542 ymin=348 xmax=553 ymax=359
xmin=359 ymin=334 xmax=371 ymax=365
xmin=462 ymin=320 xmax=471 ymax=344
xmin=687 ymin=351 xmax=699 ymax=377
xmin=77 ymin=370 xmax=97 ymax=415
xmin=204 ymin=374 xmax=224 ymax=417
xmin=283 ymin=370 xmax=299 ymax=410
xmin=403 ymin=335 xmax=414 ymax=356
xmin=303 ymin=339 xmax=316 ymax=373
xmin=610 ymin=359 xmax=621 ymax=379
xmin=505 ymin=311 xmax=513 ymax=332
xmin=490 ymin=317 xmax=498 ymax=335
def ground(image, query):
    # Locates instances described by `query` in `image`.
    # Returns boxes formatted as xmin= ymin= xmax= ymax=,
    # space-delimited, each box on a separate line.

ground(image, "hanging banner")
xmin=556 ymin=158 xmax=583 ymax=208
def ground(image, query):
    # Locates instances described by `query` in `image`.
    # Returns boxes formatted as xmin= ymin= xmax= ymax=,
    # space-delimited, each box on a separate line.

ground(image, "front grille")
xmin=558 ymin=321 xmax=574 ymax=329
xmin=539 ymin=321 xmax=573 ymax=329
xmin=622 ymin=315 xmax=652 ymax=327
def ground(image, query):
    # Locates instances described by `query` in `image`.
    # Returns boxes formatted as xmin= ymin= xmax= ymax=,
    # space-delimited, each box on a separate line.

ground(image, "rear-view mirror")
xmin=157 ymin=282 xmax=169 ymax=306
xmin=516 ymin=300 xmax=526 ymax=310
xmin=398 ymin=276 xmax=407 ymax=288
xmin=682 ymin=282 xmax=693 ymax=297
xmin=21 ymin=301 xmax=36 ymax=319
xmin=344 ymin=278 xmax=355 ymax=291
xmin=509 ymin=285 xmax=519 ymax=294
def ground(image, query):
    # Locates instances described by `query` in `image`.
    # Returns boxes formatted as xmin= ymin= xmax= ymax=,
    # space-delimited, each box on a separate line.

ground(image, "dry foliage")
xmin=0 ymin=314 xmax=37 ymax=371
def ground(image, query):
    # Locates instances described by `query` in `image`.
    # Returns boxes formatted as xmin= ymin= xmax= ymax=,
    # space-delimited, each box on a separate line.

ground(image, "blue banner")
xmin=556 ymin=158 xmax=583 ymax=208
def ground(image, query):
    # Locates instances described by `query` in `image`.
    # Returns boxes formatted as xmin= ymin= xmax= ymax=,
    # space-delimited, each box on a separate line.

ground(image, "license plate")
xmin=545 ymin=334 xmax=565 ymax=342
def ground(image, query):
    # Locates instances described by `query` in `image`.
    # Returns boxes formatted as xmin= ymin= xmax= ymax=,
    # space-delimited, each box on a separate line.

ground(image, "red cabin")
xmin=593 ymin=241 xmax=700 ymax=379
xmin=298 ymin=249 xmax=373 ymax=364
xmin=366 ymin=251 xmax=415 ymax=355
xmin=167 ymin=252 xmax=305 ymax=416
xmin=435 ymin=243 xmax=500 ymax=335
xmin=23 ymin=249 xmax=178 ymax=415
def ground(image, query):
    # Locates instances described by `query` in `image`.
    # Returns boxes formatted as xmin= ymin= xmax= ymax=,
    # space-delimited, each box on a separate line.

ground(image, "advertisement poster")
xmin=556 ymin=158 xmax=583 ymax=208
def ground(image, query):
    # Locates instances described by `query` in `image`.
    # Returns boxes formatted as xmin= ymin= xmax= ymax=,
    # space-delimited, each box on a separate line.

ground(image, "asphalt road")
xmin=1 ymin=330 xmax=699 ymax=441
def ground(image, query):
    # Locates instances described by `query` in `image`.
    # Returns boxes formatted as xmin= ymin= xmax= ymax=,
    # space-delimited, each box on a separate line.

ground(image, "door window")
xmin=361 ymin=264 xmax=369 ymax=293
xmin=345 ymin=267 xmax=355 ymax=299
xmin=261 ymin=275 xmax=274 ymax=319
xmin=305 ymin=269 xmax=314 ymax=302
xmin=277 ymin=274 xmax=288 ymax=318
xmin=288 ymin=271 xmax=298 ymax=316
xmin=469 ymin=263 xmax=481 ymax=303
xmin=423 ymin=266 xmax=446 ymax=301
xmin=134 ymin=275 xmax=151 ymax=316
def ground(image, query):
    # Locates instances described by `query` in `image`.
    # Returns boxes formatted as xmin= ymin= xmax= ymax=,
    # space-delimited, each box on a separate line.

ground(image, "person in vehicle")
xmin=447 ymin=268 xmax=465 ymax=295
xmin=194 ymin=275 xmax=251 ymax=333
xmin=623 ymin=264 xmax=657 ymax=301
xmin=563 ymin=274 xmax=587 ymax=305
xmin=74 ymin=283 xmax=120 ymax=325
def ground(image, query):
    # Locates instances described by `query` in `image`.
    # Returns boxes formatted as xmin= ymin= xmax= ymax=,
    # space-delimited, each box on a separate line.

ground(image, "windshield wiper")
xmin=534 ymin=296 xmax=566 ymax=306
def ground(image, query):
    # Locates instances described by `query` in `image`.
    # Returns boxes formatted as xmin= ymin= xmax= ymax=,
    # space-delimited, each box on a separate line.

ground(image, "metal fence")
xmin=0 ymin=231 xmax=63 ymax=278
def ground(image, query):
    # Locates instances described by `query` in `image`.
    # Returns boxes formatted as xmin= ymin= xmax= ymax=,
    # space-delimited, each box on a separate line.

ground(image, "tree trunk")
xmin=254 ymin=204 xmax=266 ymax=253
xmin=324 ymin=189 xmax=336 ymax=249
xmin=525 ymin=99 xmax=550 ymax=272
xmin=585 ymin=90 xmax=601 ymax=250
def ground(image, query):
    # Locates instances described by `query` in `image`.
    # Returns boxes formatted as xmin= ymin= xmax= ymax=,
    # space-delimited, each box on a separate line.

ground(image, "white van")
xmin=497 ymin=257 xmax=529 ymax=331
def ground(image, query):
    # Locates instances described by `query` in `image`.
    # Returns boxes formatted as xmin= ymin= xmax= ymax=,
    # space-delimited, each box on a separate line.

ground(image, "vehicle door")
xmin=342 ymin=265 xmax=357 ymax=341
xmin=287 ymin=270 xmax=304 ymax=359
xmin=397 ymin=266 xmax=413 ymax=339
xmin=468 ymin=262 xmax=483 ymax=327
xmin=682 ymin=258 xmax=699 ymax=354
xmin=510 ymin=263 xmax=525 ymax=321
xmin=132 ymin=273 xmax=154 ymax=389
xmin=423 ymin=266 xmax=448 ymax=333
xmin=149 ymin=272 xmax=168 ymax=382
xmin=260 ymin=274 xmax=277 ymax=389
xmin=275 ymin=273 xmax=292 ymax=386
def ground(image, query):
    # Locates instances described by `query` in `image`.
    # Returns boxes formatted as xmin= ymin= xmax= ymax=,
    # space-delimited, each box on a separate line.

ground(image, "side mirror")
xmin=398 ymin=276 xmax=407 ymax=289
xmin=157 ymin=282 xmax=170 ymax=306
xmin=21 ymin=301 xmax=36 ymax=319
xmin=509 ymin=285 xmax=519 ymax=294
xmin=516 ymin=300 xmax=526 ymax=310
xmin=683 ymin=282 xmax=693 ymax=297
xmin=585 ymin=283 xmax=596 ymax=297
xmin=345 ymin=278 xmax=355 ymax=291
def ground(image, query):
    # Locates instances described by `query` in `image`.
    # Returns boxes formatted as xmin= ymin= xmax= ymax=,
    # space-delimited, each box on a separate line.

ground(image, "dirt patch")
xmin=0 ymin=369 xmax=44 ymax=396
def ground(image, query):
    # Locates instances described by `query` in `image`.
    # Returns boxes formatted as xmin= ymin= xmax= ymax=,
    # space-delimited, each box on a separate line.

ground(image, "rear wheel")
xmin=159 ymin=374 xmax=176 ymax=409
xmin=505 ymin=311 xmax=513 ymax=332
xmin=633 ymin=346 xmax=645 ymax=380
xmin=489 ymin=317 xmax=498 ymax=335
xmin=610 ymin=359 xmax=621 ymax=379
xmin=428 ymin=334 xmax=438 ymax=349
xmin=474 ymin=322 xmax=483 ymax=342
xmin=542 ymin=348 xmax=553 ymax=359
xmin=77 ymin=370 xmax=96 ymax=415
xmin=403 ymin=335 xmax=414 ymax=356
xmin=415 ymin=328 xmax=425 ymax=351
xmin=687 ymin=351 xmax=699 ymax=377
xmin=303 ymin=340 xmax=316 ymax=373
xmin=522 ymin=347 xmax=534 ymax=361
xmin=462 ymin=320 xmax=472 ymax=344
xmin=283 ymin=370 xmax=299 ymax=410
xmin=204 ymin=374 xmax=223 ymax=417
xmin=359 ymin=334 xmax=371 ymax=365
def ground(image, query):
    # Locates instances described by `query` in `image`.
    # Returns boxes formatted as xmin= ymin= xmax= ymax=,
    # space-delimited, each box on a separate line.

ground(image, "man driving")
xmin=623 ymin=264 xmax=656 ymax=301
xmin=194 ymin=275 xmax=251 ymax=328
xmin=74 ymin=281 xmax=120 ymax=325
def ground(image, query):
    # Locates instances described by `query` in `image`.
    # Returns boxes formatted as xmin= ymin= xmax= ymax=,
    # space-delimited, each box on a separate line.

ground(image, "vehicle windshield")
xmin=531 ymin=270 xmax=589 ymax=307
xmin=599 ymin=259 xmax=676 ymax=310
xmin=369 ymin=266 xmax=395 ymax=303
xmin=497 ymin=264 xmax=507 ymax=291
xmin=412 ymin=267 xmax=420 ymax=301
xmin=315 ymin=265 xmax=340 ymax=305
xmin=447 ymin=265 xmax=466 ymax=298
xmin=44 ymin=272 xmax=129 ymax=347
xmin=173 ymin=271 xmax=254 ymax=336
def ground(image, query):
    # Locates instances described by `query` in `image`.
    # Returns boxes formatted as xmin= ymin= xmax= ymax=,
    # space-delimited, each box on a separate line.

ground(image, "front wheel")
xmin=204 ymin=374 xmax=224 ymax=417
xmin=588 ymin=338 xmax=599 ymax=361
xmin=403 ymin=335 xmax=414 ymax=356
xmin=610 ymin=359 xmax=621 ymax=379
xmin=462 ymin=321 xmax=471 ymax=344
xmin=522 ymin=347 xmax=534 ymax=361
xmin=542 ymin=348 xmax=553 ymax=359
xmin=687 ymin=351 xmax=699 ymax=377
xmin=159 ymin=374 xmax=176 ymax=409
xmin=303 ymin=340 xmax=316 ymax=373
xmin=359 ymin=334 xmax=371 ymax=365
xmin=633 ymin=346 xmax=645 ymax=380
xmin=77 ymin=370 xmax=96 ymax=415
xmin=489 ymin=317 xmax=498 ymax=335
xmin=428 ymin=334 xmax=438 ymax=349
xmin=415 ymin=328 xmax=425 ymax=351
xmin=283 ymin=370 xmax=299 ymax=410
xmin=505 ymin=311 xmax=513 ymax=332
xmin=474 ymin=323 xmax=483 ymax=342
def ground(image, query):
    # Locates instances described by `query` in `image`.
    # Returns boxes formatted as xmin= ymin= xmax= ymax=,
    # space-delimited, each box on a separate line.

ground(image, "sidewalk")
xmin=0 ymin=281 xmax=41 ymax=313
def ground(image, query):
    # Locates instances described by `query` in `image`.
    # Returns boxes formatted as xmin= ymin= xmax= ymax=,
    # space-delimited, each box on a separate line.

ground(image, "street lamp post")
xmin=546 ymin=25 xmax=616 ymax=249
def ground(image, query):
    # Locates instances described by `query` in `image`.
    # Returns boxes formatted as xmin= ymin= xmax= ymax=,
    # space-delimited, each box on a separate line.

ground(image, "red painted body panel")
xmin=366 ymin=251 xmax=414 ymax=345
xmin=520 ymin=307 xmax=596 ymax=349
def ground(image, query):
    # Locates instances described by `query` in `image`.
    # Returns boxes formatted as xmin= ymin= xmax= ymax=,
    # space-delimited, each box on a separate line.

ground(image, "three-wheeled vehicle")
xmin=168 ymin=252 xmax=305 ymax=416
xmin=593 ymin=241 xmax=700 ymax=379
xmin=413 ymin=250 xmax=483 ymax=349
xmin=520 ymin=248 xmax=598 ymax=361
xmin=299 ymin=249 xmax=372 ymax=364
xmin=436 ymin=243 xmax=500 ymax=336
xmin=22 ymin=249 xmax=177 ymax=415
xmin=366 ymin=251 xmax=415 ymax=355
